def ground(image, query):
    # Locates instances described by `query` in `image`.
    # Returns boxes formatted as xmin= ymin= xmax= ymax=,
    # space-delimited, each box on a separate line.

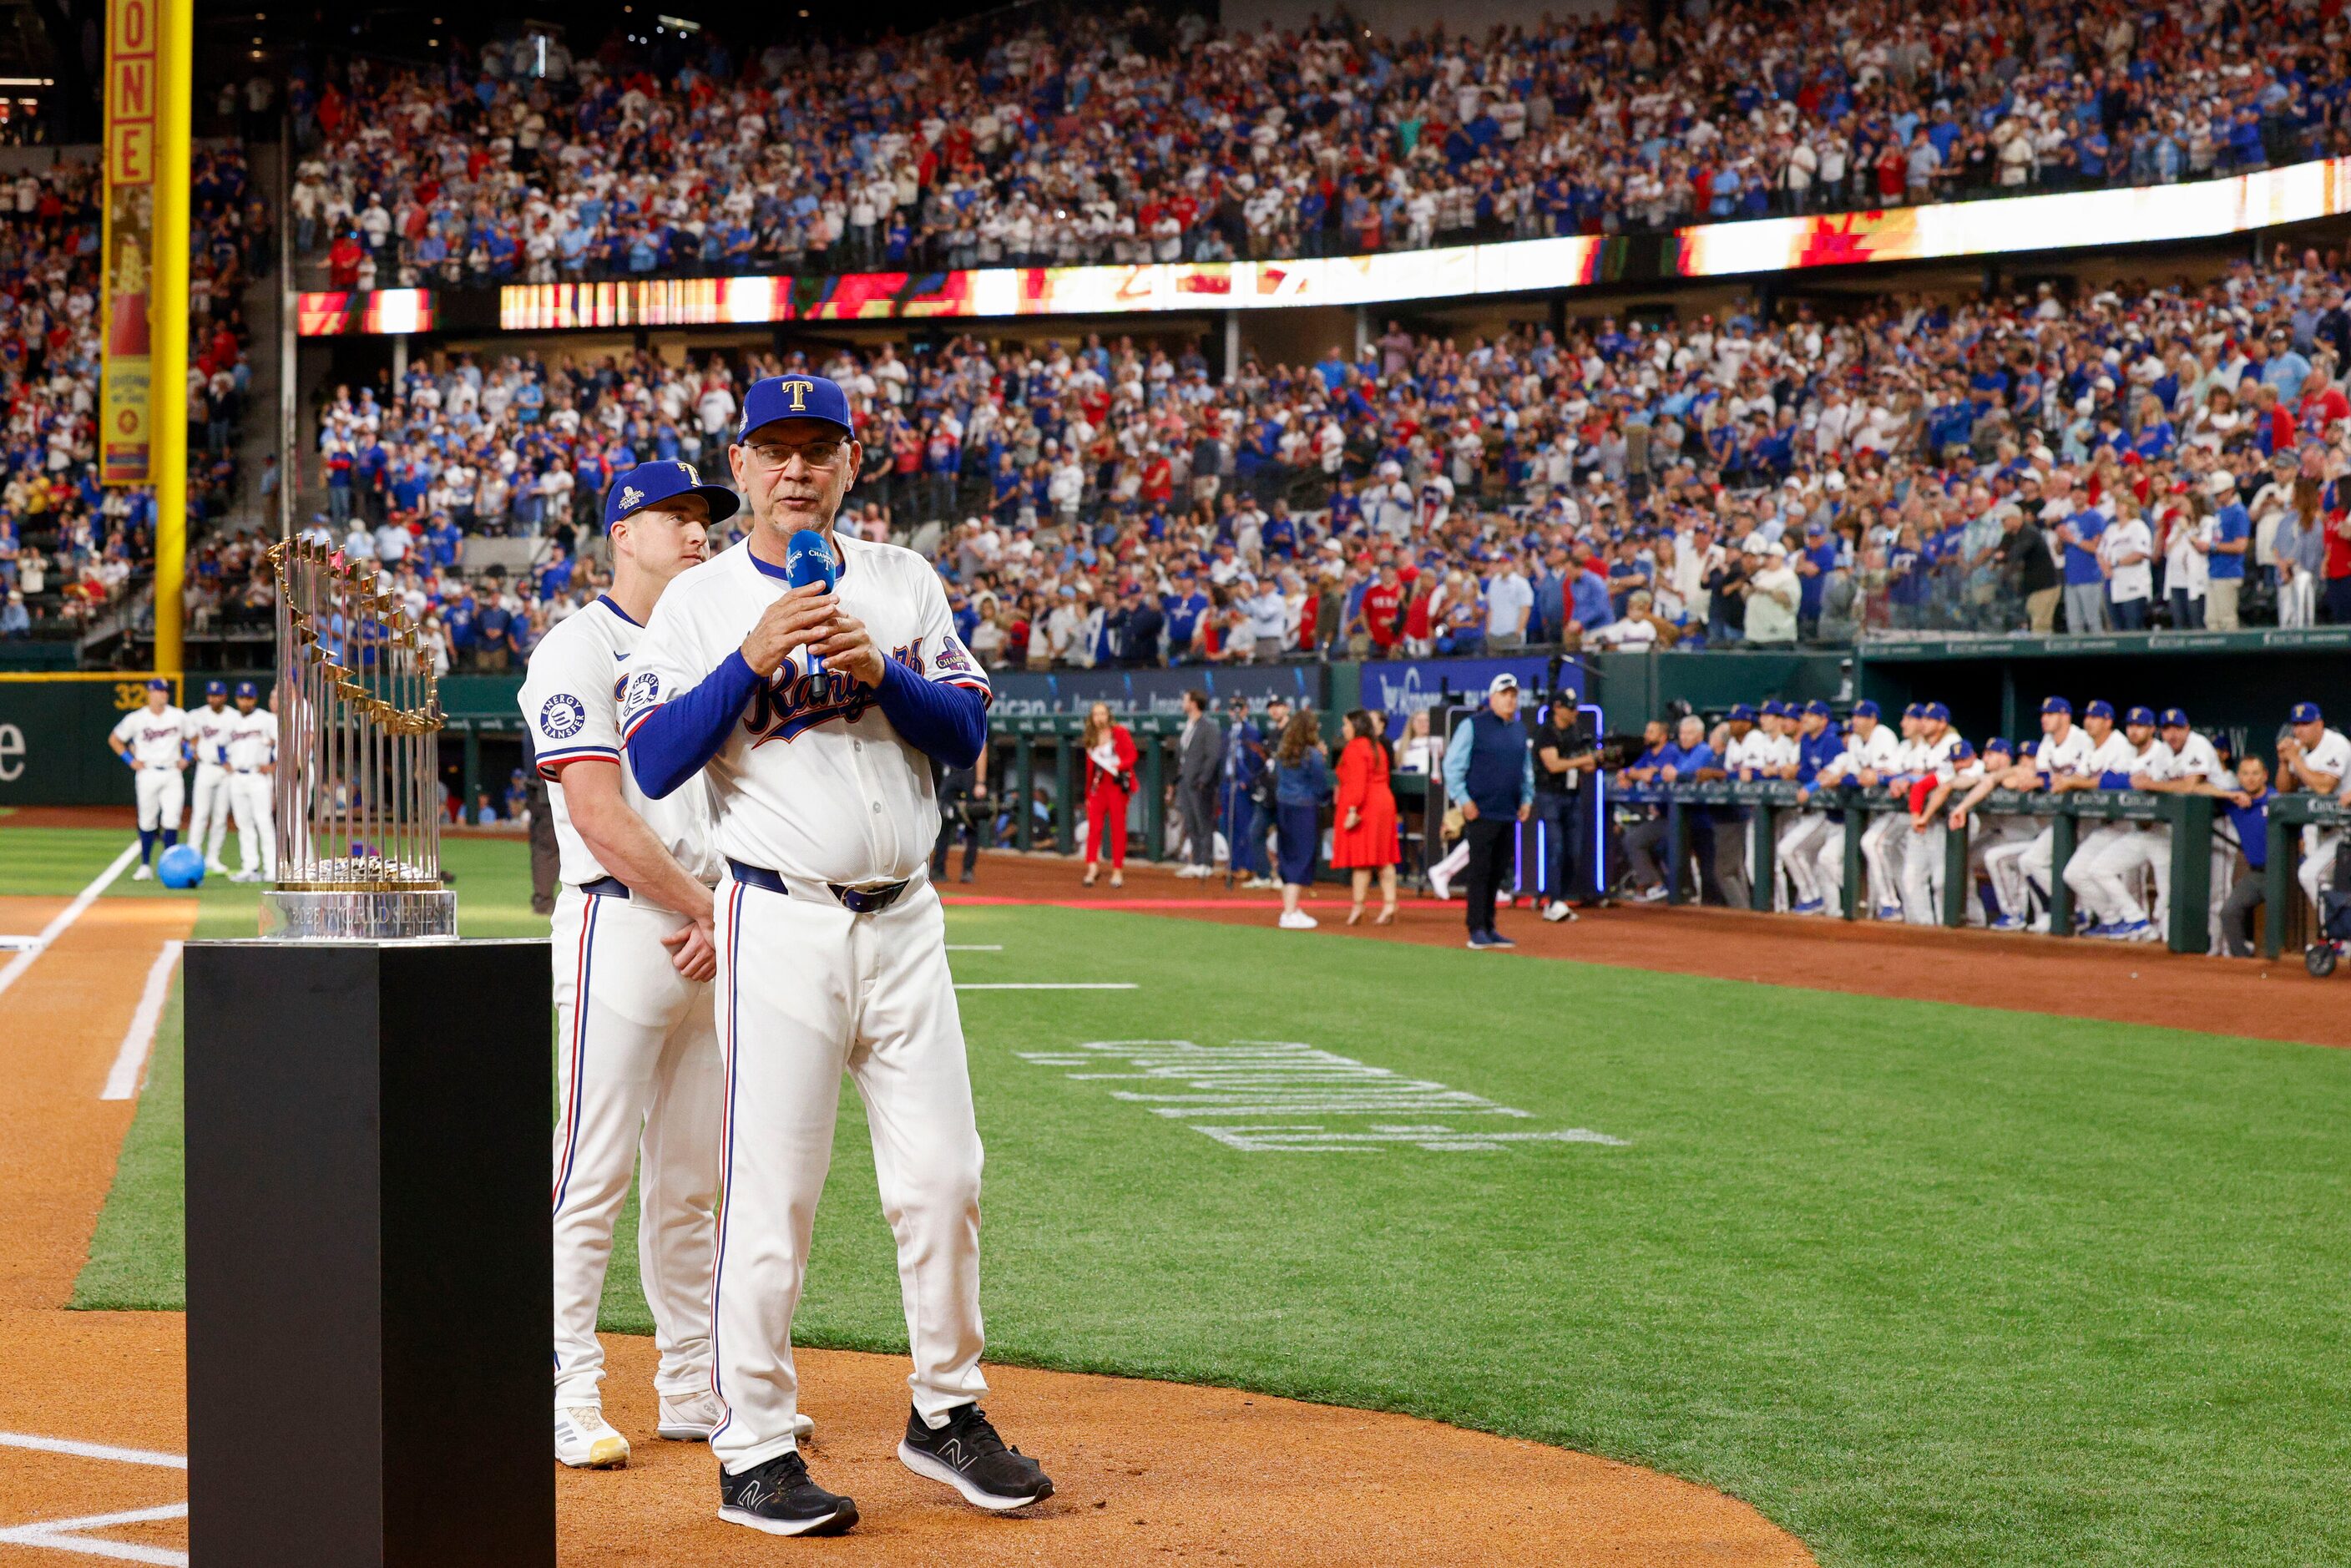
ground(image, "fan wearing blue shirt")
xmin=2205 ymin=469 xmax=2252 ymax=630
xmin=2055 ymin=503 xmax=2110 ymax=633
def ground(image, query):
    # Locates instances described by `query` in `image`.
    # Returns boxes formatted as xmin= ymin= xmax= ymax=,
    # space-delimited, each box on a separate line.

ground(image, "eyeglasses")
xmin=744 ymin=438 xmax=847 ymax=470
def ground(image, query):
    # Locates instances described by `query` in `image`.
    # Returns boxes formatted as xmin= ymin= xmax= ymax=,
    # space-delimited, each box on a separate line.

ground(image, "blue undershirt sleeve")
xmin=2097 ymin=769 xmax=2136 ymax=788
xmin=625 ymin=649 xmax=761 ymax=799
xmin=875 ymin=658 xmax=988 ymax=768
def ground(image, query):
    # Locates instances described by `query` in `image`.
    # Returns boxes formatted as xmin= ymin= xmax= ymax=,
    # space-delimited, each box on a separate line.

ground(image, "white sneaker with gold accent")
xmin=658 ymin=1391 xmax=815 ymax=1444
xmin=555 ymin=1405 xmax=629 ymax=1469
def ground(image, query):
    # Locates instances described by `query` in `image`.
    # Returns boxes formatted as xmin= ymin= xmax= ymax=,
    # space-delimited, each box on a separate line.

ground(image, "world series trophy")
xmin=258 ymin=537 xmax=458 ymax=939
xmin=183 ymin=539 xmax=550 ymax=1565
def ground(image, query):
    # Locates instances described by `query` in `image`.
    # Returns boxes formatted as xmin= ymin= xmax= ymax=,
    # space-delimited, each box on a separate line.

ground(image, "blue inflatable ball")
xmin=157 ymin=844 xmax=206 ymax=889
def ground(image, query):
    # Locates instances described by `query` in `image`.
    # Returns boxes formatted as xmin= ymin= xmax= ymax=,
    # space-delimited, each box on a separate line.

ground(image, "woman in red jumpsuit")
xmin=1080 ymin=701 xmax=1138 ymax=888
xmin=1331 ymin=708 xmax=1400 ymax=923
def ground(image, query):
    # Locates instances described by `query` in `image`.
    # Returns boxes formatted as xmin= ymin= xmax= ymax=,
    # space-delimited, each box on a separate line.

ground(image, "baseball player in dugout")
xmin=623 ymin=374 xmax=1049 ymax=1538
xmin=523 ymin=459 xmax=792 ymax=1475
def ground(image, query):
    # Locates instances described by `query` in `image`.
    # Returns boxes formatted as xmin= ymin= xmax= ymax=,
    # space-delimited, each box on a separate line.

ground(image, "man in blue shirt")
xmin=2206 ymin=468 xmax=2251 ymax=629
xmin=1441 ymin=673 xmax=1536 ymax=948
xmin=2211 ymin=754 xmax=2275 ymax=957
xmin=2055 ymin=498 xmax=2110 ymax=634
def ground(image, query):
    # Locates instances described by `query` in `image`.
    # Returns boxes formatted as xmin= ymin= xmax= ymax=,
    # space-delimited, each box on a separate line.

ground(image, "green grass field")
xmin=13 ymin=825 xmax=2351 ymax=1567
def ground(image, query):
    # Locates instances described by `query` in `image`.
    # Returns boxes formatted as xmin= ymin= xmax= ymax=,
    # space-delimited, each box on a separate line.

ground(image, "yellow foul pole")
xmin=146 ymin=0 xmax=193 ymax=676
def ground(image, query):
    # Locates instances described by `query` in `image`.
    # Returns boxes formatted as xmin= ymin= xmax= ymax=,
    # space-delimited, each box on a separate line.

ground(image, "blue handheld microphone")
xmin=784 ymin=529 xmax=837 ymax=675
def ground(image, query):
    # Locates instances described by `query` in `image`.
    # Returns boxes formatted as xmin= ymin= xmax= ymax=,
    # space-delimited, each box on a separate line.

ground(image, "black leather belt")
xmin=726 ymin=857 xmax=909 ymax=914
xmin=578 ymin=875 xmax=630 ymax=899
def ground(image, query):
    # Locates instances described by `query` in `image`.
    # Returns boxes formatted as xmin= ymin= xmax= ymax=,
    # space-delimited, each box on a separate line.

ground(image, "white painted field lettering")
xmin=1016 ymin=1039 xmax=1626 ymax=1154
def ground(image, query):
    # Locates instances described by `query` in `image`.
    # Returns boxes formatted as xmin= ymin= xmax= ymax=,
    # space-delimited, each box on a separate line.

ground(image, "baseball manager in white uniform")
xmin=624 ymin=375 xmax=1049 ymax=1538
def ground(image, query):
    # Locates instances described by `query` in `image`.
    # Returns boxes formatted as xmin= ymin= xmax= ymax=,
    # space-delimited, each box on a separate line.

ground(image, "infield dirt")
xmin=0 ymin=881 xmax=1815 ymax=1565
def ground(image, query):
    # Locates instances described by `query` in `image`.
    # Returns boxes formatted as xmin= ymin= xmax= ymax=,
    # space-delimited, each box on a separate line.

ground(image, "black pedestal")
xmin=185 ymin=939 xmax=553 ymax=1568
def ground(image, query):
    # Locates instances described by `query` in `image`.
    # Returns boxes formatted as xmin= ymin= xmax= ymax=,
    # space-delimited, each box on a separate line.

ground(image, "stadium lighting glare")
xmin=0 ymin=78 xmax=53 ymax=87
xmin=657 ymin=13 xmax=702 ymax=31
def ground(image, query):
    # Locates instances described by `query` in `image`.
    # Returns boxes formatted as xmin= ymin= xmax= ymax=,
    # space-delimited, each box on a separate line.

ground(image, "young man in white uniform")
xmin=1809 ymin=698 xmax=1900 ymax=917
xmin=109 ymin=679 xmax=187 ymax=878
xmin=2016 ymin=695 xmax=2096 ymax=929
xmin=2277 ymin=700 xmax=2351 ymax=918
xmin=182 ymin=680 xmax=238 ymax=874
xmin=221 ymin=681 xmax=279 ymax=882
xmin=1898 ymin=701 xmax=1962 ymax=923
xmin=624 ymin=377 xmax=1051 ymax=1537
xmin=2063 ymin=705 xmax=2175 ymax=940
xmin=523 ymin=460 xmax=796 ymax=1473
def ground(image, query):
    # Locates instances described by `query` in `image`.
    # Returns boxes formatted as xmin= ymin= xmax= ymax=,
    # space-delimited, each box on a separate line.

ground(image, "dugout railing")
xmin=1617 ymin=781 xmax=2225 ymax=955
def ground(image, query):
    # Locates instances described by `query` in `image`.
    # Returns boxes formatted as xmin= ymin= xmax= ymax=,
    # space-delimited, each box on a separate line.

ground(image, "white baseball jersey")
xmin=112 ymin=706 xmax=187 ymax=767
xmin=1723 ymin=729 xmax=1774 ymax=777
xmin=183 ymin=703 xmax=235 ymax=769
xmin=523 ymin=594 xmax=720 ymax=889
xmin=624 ymin=535 xmax=990 ymax=888
xmin=2171 ymin=730 xmax=2230 ymax=788
xmin=2127 ymin=737 xmax=2182 ymax=787
xmin=2079 ymin=730 xmax=2137 ymax=783
xmin=1917 ymin=730 xmax=1960 ymax=778
xmin=1768 ymin=730 xmax=1800 ymax=771
xmin=2300 ymin=726 xmax=2351 ymax=787
xmin=224 ymin=706 xmax=278 ymax=771
xmin=1823 ymin=723 xmax=1900 ymax=781
xmin=2034 ymin=724 xmax=2094 ymax=777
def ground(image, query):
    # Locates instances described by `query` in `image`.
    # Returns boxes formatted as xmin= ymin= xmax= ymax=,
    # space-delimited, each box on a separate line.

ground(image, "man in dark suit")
xmin=1174 ymin=689 xmax=1224 ymax=878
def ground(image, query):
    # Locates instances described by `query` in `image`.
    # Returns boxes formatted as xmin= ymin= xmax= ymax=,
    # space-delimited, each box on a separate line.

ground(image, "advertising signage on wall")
xmin=294 ymin=156 xmax=2351 ymax=338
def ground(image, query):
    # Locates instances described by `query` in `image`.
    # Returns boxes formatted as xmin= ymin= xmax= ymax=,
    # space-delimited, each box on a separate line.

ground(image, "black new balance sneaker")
xmin=717 ymin=1450 xmax=857 ymax=1537
xmin=897 ymin=1404 xmax=1054 ymax=1511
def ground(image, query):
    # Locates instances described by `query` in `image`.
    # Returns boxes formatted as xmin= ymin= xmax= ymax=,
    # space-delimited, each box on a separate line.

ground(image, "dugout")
xmin=1854 ymin=629 xmax=2351 ymax=760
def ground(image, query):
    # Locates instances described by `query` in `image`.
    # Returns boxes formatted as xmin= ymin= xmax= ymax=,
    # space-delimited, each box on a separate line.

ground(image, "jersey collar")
xmin=594 ymin=593 xmax=642 ymax=628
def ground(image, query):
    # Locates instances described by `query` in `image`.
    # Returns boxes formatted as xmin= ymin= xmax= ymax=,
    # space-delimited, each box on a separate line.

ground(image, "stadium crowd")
xmin=312 ymin=242 xmax=2351 ymax=667
xmin=1600 ymin=691 xmax=2348 ymax=960
xmin=0 ymin=149 xmax=265 ymax=645
xmin=291 ymin=0 xmax=2350 ymax=287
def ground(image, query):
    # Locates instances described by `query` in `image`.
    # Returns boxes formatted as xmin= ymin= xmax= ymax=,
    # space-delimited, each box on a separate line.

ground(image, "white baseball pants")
xmin=2067 ymin=826 xmax=2169 ymax=928
xmin=1900 ymin=819 xmax=1950 ymax=924
xmin=550 ymin=886 xmax=723 ymax=1410
xmin=188 ymin=764 xmax=232 ymax=863
xmin=1859 ymin=814 xmax=1905 ymax=916
xmin=228 ymin=771 xmax=276 ymax=878
xmin=1813 ymin=819 xmax=1852 ymax=916
xmin=134 ymin=766 xmax=185 ymax=832
xmin=2298 ymin=828 xmax=2343 ymax=916
xmin=709 ymin=874 xmax=986 ymax=1477
xmin=2061 ymin=826 xmax=2136 ymax=925
xmin=2017 ymin=825 xmax=2057 ymax=922
xmin=1777 ymin=812 xmax=1828 ymax=908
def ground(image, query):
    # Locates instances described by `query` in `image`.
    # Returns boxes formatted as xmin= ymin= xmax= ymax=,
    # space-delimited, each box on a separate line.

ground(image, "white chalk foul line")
xmin=101 ymin=941 xmax=183 ymax=1102
xmin=955 ymin=982 xmax=1136 ymax=990
xmin=0 ymin=1434 xmax=190 ymax=1566
xmin=0 ymin=842 xmax=140 ymax=1004
xmin=0 ymin=1503 xmax=189 ymax=1565
xmin=943 ymin=943 xmax=1004 ymax=951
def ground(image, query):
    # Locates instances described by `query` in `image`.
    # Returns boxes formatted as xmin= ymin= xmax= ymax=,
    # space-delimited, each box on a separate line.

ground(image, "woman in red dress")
xmin=1080 ymin=701 xmax=1138 ymax=888
xmin=1331 ymin=708 xmax=1400 ymax=924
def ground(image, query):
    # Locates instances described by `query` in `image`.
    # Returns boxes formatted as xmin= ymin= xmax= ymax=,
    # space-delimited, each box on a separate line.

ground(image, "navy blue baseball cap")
xmin=1903 ymin=702 xmax=1924 ymax=719
xmin=1985 ymin=736 xmax=2015 ymax=755
xmin=1728 ymin=702 xmax=1757 ymax=722
xmin=2085 ymin=699 xmax=2116 ymax=721
xmin=145 ymin=677 xmax=169 ymax=693
xmin=1923 ymin=701 xmax=1951 ymax=722
xmin=234 ymin=680 xmax=258 ymax=699
xmin=2124 ymin=705 xmax=2156 ymax=727
xmin=738 ymin=374 xmax=854 ymax=442
xmin=1762 ymin=699 xmax=1788 ymax=717
xmin=2041 ymin=695 xmax=2072 ymax=716
xmin=1853 ymin=699 xmax=1881 ymax=720
xmin=1802 ymin=699 xmax=1832 ymax=718
xmin=204 ymin=679 xmax=225 ymax=696
xmin=1953 ymin=740 xmax=1978 ymax=761
xmin=2157 ymin=707 xmax=2190 ymax=728
xmin=603 ymin=459 xmax=740 ymax=534
xmin=2290 ymin=700 xmax=2323 ymax=724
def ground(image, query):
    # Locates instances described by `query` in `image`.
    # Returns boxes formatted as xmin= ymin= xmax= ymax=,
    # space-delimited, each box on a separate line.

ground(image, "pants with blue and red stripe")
xmin=707 ymin=871 xmax=988 ymax=1476
xmin=550 ymin=885 xmax=724 ymax=1409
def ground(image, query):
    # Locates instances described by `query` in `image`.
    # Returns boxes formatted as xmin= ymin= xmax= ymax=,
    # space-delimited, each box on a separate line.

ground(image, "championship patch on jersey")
xmin=539 ymin=694 xmax=588 ymax=740
xmin=933 ymin=635 xmax=976 ymax=677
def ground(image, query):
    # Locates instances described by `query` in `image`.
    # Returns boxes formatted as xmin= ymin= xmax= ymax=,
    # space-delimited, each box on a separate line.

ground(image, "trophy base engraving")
xmin=260 ymin=889 xmax=461 ymax=942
